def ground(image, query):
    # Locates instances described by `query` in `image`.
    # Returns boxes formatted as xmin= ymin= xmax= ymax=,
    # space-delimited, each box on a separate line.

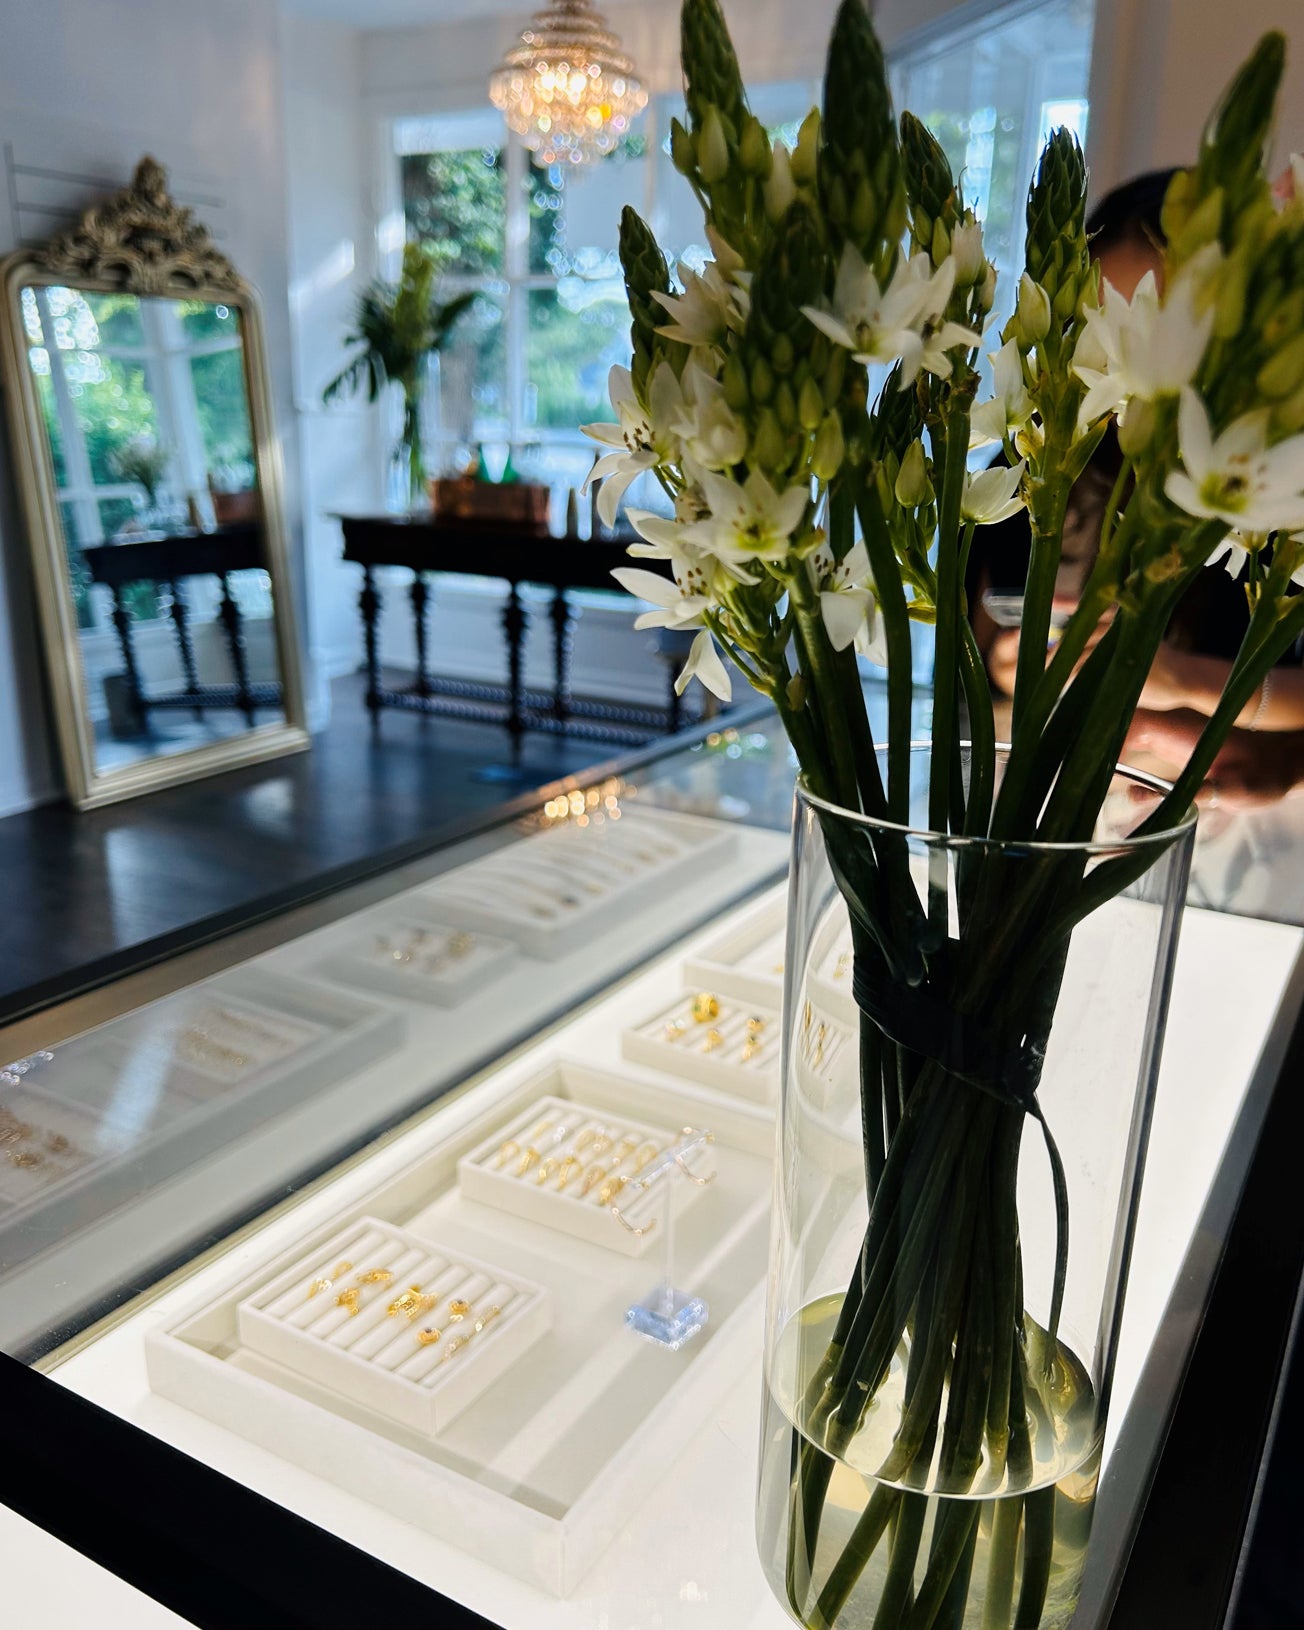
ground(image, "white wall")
xmin=1088 ymin=0 xmax=1304 ymax=190
xmin=0 ymin=0 xmax=301 ymax=816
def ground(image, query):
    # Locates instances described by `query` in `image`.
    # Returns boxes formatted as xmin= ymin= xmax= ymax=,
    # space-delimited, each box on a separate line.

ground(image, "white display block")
xmin=145 ymin=1058 xmax=775 ymax=1597
xmin=623 ymin=991 xmax=781 ymax=1105
xmin=237 ymin=1216 xmax=550 ymax=1435
xmin=416 ymin=808 xmax=740 ymax=958
xmin=682 ymin=891 xmax=788 ymax=1010
xmin=458 ymin=1094 xmax=703 ymax=1258
xmin=314 ymin=914 xmax=516 ymax=1009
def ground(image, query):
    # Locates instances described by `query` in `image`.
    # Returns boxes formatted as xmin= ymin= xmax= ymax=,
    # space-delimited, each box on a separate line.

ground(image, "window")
xmin=393 ymin=0 xmax=1094 ymax=518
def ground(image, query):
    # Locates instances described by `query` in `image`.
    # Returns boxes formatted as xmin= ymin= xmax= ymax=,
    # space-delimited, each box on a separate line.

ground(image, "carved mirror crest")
xmin=0 ymin=157 xmax=308 ymax=809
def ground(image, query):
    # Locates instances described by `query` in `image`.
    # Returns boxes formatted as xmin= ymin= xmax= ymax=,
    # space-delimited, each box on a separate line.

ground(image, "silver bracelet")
xmin=1248 ymin=668 xmax=1273 ymax=731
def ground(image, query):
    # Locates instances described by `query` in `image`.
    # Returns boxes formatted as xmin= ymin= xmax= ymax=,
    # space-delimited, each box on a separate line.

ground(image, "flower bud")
xmin=791 ymin=108 xmax=820 ymax=184
xmin=1171 ymin=186 xmax=1225 ymax=261
xmin=1015 ymin=273 xmax=1052 ymax=346
xmin=774 ymin=380 xmax=798 ymax=431
xmin=670 ymin=117 xmax=696 ymax=178
xmin=1213 ymin=249 xmax=1250 ymax=339
xmin=698 ymin=106 xmax=731 ymax=185
xmin=851 ymin=178 xmax=876 ymax=242
xmin=1117 ymin=397 xmax=1156 ymax=456
xmin=979 ymin=260 xmax=998 ymax=314
xmin=811 ymin=411 xmax=845 ymax=481
xmin=739 ymin=115 xmax=772 ymax=178
xmin=1257 ymin=332 xmax=1304 ymax=399
xmin=798 ymin=375 xmax=825 ymax=431
xmin=764 ymin=142 xmax=797 ymax=223
xmin=772 ymin=333 xmax=795 ymax=374
xmin=751 ymin=356 xmax=775 ymax=404
xmin=752 ymin=409 xmax=788 ymax=471
xmin=894 ymin=439 xmax=933 ymax=507
xmin=931 ymin=218 xmax=950 ymax=267
xmin=723 ymin=353 xmax=750 ymax=411
xmin=824 ymin=345 xmax=847 ymax=402
xmin=951 ymin=219 xmax=986 ymax=286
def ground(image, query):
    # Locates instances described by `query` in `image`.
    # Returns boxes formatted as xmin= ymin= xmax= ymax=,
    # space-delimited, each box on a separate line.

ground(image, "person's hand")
xmin=1125 ymin=708 xmax=1304 ymax=812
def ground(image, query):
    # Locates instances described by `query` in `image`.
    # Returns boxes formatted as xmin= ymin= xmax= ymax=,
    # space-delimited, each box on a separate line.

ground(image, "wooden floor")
xmin=0 ymin=673 xmax=635 ymax=1022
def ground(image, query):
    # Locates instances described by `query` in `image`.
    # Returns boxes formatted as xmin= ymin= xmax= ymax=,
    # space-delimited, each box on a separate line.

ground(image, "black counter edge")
xmin=0 ymin=1352 xmax=498 ymax=1630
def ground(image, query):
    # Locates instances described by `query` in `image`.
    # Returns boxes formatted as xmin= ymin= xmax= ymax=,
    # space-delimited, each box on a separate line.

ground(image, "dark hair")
xmin=1085 ymin=167 xmax=1179 ymax=255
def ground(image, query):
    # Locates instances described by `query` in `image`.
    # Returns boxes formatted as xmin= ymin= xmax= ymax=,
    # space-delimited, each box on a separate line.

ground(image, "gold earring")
xmin=447 ymin=1299 xmax=472 ymax=1321
xmin=416 ymin=1326 xmax=442 ymax=1347
xmin=701 ymin=1029 xmax=724 ymax=1053
xmin=307 ymin=1260 xmax=353 ymax=1299
xmin=335 ymin=1286 xmax=362 ymax=1316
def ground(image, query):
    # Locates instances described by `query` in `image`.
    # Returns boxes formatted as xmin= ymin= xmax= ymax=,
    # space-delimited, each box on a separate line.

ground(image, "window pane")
xmin=525 ymin=284 xmax=629 ymax=432
xmin=403 ymin=147 xmax=506 ymax=278
xmin=68 ymin=355 xmax=159 ymax=485
xmin=176 ymin=299 xmax=242 ymax=345
xmin=82 ymin=291 xmax=145 ymax=348
xmin=526 ymin=139 xmax=646 ymax=279
xmin=429 ymin=292 xmax=509 ymax=445
xmin=190 ymin=348 xmax=253 ymax=474
xmin=890 ymin=0 xmax=1095 ymax=340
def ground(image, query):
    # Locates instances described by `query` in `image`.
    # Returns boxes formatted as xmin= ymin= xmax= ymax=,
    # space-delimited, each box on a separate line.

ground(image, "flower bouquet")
xmin=591 ymin=2 xmax=1304 ymax=1626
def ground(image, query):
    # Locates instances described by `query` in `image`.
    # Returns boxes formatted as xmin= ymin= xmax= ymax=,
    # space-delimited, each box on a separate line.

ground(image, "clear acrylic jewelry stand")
xmin=612 ymin=1129 xmax=715 ymax=1351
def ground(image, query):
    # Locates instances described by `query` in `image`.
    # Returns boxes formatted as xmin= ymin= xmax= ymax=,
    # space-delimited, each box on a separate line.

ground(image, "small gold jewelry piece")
xmin=387 ymin=1285 xmax=435 ymax=1320
xmin=356 ymin=1268 xmax=394 ymax=1286
xmin=448 ymin=932 xmax=474 ymax=959
xmin=536 ymin=1157 xmax=561 ymax=1185
xmin=335 ymin=1286 xmax=362 ymax=1316
xmin=745 ymin=1016 xmax=767 ymax=1039
xmin=516 ymin=1146 xmax=542 ymax=1177
xmin=8 ymin=1149 xmax=42 ymax=1169
xmin=474 ymin=1305 xmax=502 ymax=1335
xmin=741 ymin=1039 xmax=763 ymax=1063
xmin=701 ymin=1029 xmax=724 ymax=1054
xmin=307 ymin=1260 xmax=353 ymax=1299
xmin=416 ymin=1326 xmax=442 ymax=1346
xmin=802 ymin=1000 xmax=813 ymax=1035
xmin=812 ymin=1023 xmax=828 ymax=1067
xmin=440 ymin=1334 xmax=468 ymax=1362
xmin=556 ymin=1154 xmax=583 ymax=1190
xmin=495 ymin=1139 xmax=521 ymax=1169
xmin=580 ymin=1162 xmax=608 ymax=1196
xmin=834 ymin=951 xmax=852 ymax=982
xmin=575 ymin=1127 xmax=602 ymax=1153
xmin=691 ymin=992 xmax=721 ymax=1024
xmin=664 ymin=1019 xmax=688 ymax=1043
xmin=447 ymin=1299 xmax=472 ymax=1321
xmin=613 ymin=1135 xmax=639 ymax=1165
xmin=631 ymin=1143 xmax=659 ymax=1173
xmin=598 ymin=1174 xmax=627 ymax=1206
xmin=45 ymin=1132 xmax=70 ymax=1155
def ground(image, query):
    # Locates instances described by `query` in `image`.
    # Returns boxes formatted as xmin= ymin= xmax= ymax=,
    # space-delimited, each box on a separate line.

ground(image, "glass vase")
xmin=757 ymin=748 xmax=1196 ymax=1630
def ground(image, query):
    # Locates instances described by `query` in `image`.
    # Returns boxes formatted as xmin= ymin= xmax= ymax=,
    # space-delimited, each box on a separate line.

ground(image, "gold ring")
xmin=580 ymin=1162 xmax=608 ymax=1196
xmin=598 ymin=1174 xmax=627 ymax=1206
xmin=536 ymin=1157 xmax=560 ymax=1185
xmin=496 ymin=1139 xmax=521 ymax=1169
xmin=556 ymin=1154 xmax=583 ymax=1190
xmin=691 ymin=992 xmax=720 ymax=1024
xmin=516 ymin=1145 xmax=542 ymax=1176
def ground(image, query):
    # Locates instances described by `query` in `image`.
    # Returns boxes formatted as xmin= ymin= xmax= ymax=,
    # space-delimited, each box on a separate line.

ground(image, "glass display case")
xmin=1 ymin=700 xmax=1302 ymax=1629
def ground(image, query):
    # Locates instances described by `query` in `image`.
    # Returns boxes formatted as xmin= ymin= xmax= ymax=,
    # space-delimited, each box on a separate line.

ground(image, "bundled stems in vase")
xmin=594 ymin=3 xmax=1304 ymax=1624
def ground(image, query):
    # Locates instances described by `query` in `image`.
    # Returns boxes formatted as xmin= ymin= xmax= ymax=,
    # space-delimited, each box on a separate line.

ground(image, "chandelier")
xmin=489 ymin=0 xmax=648 ymax=167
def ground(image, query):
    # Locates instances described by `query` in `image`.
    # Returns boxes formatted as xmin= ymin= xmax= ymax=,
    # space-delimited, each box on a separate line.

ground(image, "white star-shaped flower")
xmin=1166 ymin=388 xmax=1304 ymax=535
xmin=682 ymin=467 xmax=812 ymax=565
xmin=971 ymin=339 xmax=1035 ymax=448
xmin=583 ymin=362 xmax=684 ymax=525
xmin=804 ymin=249 xmax=978 ymax=387
xmin=808 ymin=539 xmax=886 ymax=661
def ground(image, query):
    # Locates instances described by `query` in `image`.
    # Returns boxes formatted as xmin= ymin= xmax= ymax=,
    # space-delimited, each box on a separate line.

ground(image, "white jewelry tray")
xmin=237 ymin=1216 xmax=550 ymax=1436
xmin=807 ymin=896 xmax=858 ymax=1027
xmin=313 ymin=909 xmax=516 ymax=1009
xmin=622 ymin=991 xmax=781 ymax=1106
xmin=681 ymin=890 xmax=788 ymax=1011
xmin=415 ymin=807 xmax=740 ymax=958
xmin=457 ymin=1092 xmax=704 ymax=1258
xmin=145 ymin=1057 xmax=774 ymax=1596
xmin=0 ymin=971 xmax=404 ymax=1263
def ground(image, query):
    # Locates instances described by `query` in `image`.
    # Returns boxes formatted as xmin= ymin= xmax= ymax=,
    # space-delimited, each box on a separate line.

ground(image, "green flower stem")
xmin=981 ymin=1500 xmax=1024 ymax=1630
xmin=790 ymin=574 xmax=867 ymax=813
xmin=926 ymin=405 xmax=972 ymax=921
xmin=873 ymin=1497 xmax=929 ymax=1629
xmin=957 ymin=622 xmax=997 ymax=841
xmin=856 ymin=485 xmax=915 ymax=821
xmin=1011 ymin=491 xmax=1070 ymax=735
xmin=906 ymin=1500 xmax=981 ymax=1628
xmin=812 ymin=1484 xmax=902 ymax=1628
xmin=1013 ymin=1488 xmax=1056 ymax=1628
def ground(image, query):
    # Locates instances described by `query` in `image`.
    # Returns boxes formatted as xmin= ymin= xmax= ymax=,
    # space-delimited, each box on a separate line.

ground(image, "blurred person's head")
xmin=1085 ymin=167 xmax=1177 ymax=296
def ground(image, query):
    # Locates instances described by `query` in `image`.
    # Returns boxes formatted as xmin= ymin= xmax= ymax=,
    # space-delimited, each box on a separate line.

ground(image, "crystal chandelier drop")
xmin=489 ymin=0 xmax=649 ymax=167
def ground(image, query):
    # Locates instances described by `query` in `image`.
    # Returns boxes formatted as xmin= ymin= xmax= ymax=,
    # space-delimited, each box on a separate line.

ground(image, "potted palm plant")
xmin=323 ymin=241 xmax=474 ymax=510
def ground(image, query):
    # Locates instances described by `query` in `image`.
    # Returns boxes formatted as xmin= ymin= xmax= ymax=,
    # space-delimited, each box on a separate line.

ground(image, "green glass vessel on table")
xmin=757 ymin=759 xmax=1194 ymax=1629
xmin=593 ymin=0 xmax=1304 ymax=1623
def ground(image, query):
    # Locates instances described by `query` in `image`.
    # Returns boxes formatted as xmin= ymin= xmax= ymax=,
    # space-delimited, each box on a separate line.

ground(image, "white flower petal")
xmin=677 ymin=629 xmax=733 ymax=700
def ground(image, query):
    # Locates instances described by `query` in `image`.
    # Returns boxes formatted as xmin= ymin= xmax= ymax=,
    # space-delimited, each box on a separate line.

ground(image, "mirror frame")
xmin=0 ymin=156 xmax=309 ymax=809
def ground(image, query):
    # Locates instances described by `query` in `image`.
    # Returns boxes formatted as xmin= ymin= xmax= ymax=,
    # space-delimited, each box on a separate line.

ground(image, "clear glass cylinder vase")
xmin=757 ymin=749 xmax=1196 ymax=1630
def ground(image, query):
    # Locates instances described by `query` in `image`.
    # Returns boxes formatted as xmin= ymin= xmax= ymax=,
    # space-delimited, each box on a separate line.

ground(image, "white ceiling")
xmin=279 ymin=0 xmax=531 ymax=24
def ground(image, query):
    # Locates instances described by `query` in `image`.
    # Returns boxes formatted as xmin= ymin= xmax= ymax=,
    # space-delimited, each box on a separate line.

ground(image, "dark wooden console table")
xmin=338 ymin=513 xmax=686 ymax=752
xmin=82 ymin=522 xmax=280 ymax=729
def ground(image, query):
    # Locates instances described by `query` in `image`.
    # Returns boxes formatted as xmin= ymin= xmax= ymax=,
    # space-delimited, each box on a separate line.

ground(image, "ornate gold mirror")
xmin=0 ymin=158 xmax=308 ymax=809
